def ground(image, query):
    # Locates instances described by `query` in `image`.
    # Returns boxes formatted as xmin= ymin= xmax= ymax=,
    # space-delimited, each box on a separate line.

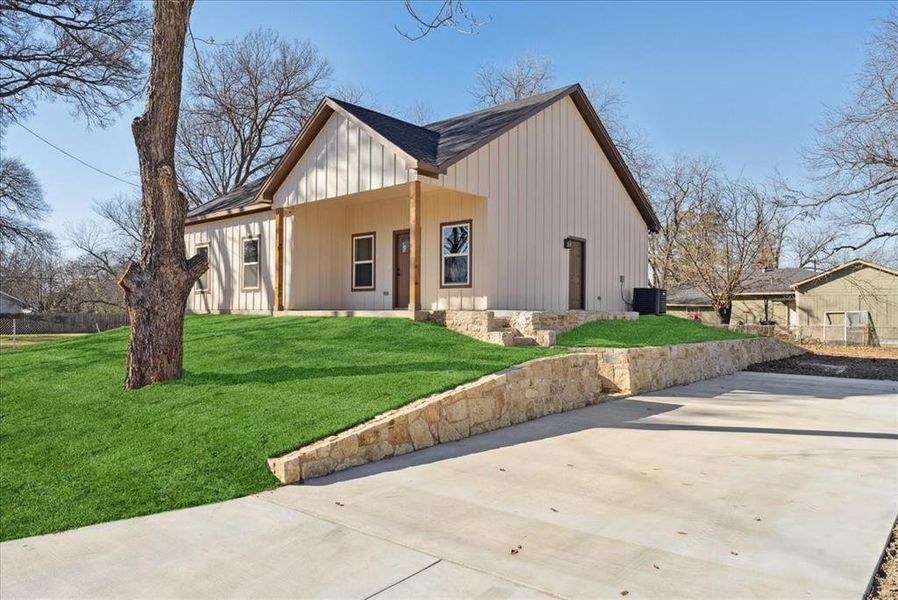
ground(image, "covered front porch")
xmin=273 ymin=181 xmax=489 ymax=314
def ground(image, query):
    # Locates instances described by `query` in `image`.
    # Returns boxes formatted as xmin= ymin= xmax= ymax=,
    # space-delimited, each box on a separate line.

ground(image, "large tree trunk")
xmin=716 ymin=304 xmax=732 ymax=325
xmin=117 ymin=0 xmax=205 ymax=389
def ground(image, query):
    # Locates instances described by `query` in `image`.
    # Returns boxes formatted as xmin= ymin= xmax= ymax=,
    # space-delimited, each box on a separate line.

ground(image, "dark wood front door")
xmin=394 ymin=230 xmax=410 ymax=308
xmin=568 ymin=239 xmax=585 ymax=310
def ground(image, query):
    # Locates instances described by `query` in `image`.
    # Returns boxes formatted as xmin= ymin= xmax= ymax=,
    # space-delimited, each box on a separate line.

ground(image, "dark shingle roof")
xmin=330 ymin=87 xmax=581 ymax=171
xmin=425 ymin=87 xmax=573 ymax=165
xmin=186 ymin=177 xmax=268 ymax=220
xmin=328 ymin=98 xmax=440 ymax=165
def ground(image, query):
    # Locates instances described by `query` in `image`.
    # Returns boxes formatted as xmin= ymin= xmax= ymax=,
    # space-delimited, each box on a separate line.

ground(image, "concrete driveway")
xmin=2 ymin=371 xmax=897 ymax=599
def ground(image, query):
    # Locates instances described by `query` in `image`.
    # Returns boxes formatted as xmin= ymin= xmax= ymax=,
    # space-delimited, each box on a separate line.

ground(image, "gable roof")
xmin=0 ymin=290 xmax=29 ymax=309
xmin=667 ymin=267 xmax=817 ymax=305
xmin=741 ymin=267 xmax=817 ymax=294
xmin=790 ymin=259 xmax=898 ymax=290
xmin=258 ymin=84 xmax=660 ymax=232
xmin=186 ymin=177 xmax=270 ymax=224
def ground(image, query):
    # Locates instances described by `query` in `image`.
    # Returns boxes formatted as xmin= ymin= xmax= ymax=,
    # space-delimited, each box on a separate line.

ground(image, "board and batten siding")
xmin=285 ymin=187 xmax=488 ymax=311
xmin=429 ymin=95 xmax=649 ymax=311
xmin=273 ymin=111 xmax=414 ymax=208
xmin=184 ymin=211 xmax=275 ymax=313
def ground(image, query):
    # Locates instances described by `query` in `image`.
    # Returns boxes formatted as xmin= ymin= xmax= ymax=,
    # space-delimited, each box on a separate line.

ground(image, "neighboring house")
xmin=184 ymin=84 xmax=660 ymax=315
xmin=0 ymin=291 xmax=31 ymax=314
xmin=791 ymin=259 xmax=898 ymax=345
xmin=667 ymin=267 xmax=816 ymax=330
xmin=668 ymin=260 xmax=898 ymax=345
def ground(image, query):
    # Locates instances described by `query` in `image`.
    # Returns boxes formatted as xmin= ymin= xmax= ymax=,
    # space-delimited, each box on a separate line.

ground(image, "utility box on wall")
xmin=633 ymin=288 xmax=667 ymax=315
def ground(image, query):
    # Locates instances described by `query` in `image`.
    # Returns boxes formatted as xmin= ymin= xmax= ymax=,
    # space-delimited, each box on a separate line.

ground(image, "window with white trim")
xmin=441 ymin=221 xmax=471 ymax=287
xmin=352 ymin=233 xmax=375 ymax=290
xmin=195 ymin=244 xmax=209 ymax=292
xmin=242 ymin=237 xmax=260 ymax=290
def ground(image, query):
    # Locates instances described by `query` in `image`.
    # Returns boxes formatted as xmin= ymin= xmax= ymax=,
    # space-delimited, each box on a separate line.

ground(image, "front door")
xmin=394 ymin=230 xmax=410 ymax=308
xmin=568 ymin=239 xmax=585 ymax=310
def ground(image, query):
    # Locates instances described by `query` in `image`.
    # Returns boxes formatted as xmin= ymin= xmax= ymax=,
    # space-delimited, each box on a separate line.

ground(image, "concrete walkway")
xmin=2 ymin=372 xmax=896 ymax=599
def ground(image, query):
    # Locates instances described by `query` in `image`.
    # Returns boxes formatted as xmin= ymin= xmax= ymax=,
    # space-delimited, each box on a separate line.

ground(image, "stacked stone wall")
xmin=268 ymin=337 xmax=802 ymax=484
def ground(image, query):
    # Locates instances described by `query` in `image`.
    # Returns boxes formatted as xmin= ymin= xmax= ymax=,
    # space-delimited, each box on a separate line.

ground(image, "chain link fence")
xmin=0 ymin=313 xmax=129 ymax=335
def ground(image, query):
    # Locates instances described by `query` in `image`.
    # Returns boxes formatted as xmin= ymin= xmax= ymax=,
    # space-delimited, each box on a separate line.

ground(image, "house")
xmin=667 ymin=268 xmax=816 ymax=329
xmin=791 ymin=259 xmax=898 ymax=345
xmin=667 ymin=260 xmax=898 ymax=345
xmin=0 ymin=291 xmax=31 ymax=314
xmin=184 ymin=84 xmax=660 ymax=316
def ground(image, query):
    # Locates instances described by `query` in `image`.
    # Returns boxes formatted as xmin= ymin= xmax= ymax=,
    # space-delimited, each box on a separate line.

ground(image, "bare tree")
xmin=794 ymin=13 xmax=897 ymax=261
xmin=69 ymin=193 xmax=140 ymax=279
xmin=330 ymin=83 xmax=370 ymax=105
xmin=404 ymin=101 xmax=435 ymax=125
xmin=118 ymin=0 xmax=206 ymax=389
xmin=397 ymin=0 xmax=487 ymax=41
xmin=585 ymin=83 xmax=656 ymax=187
xmin=0 ymin=237 xmax=65 ymax=311
xmin=471 ymin=56 xmax=553 ymax=107
xmin=0 ymin=0 xmax=151 ymax=126
xmin=0 ymin=151 xmax=52 ymax=249
xmin=176 ymin=28 xmax=331 ymax=205
xmin=647 ymin=156 xmax=720 ymax=289
xmin=675 ymin=178 xmax=783 ymax=323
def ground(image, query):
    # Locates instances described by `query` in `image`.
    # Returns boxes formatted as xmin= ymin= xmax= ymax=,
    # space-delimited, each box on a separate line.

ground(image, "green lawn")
xmin=0 ymin=315 xmax=554 ymax=541
xmin=557 ymin=314 xmax=755 ymax=348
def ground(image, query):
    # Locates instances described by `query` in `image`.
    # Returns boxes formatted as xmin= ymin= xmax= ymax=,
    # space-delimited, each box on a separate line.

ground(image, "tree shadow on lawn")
xmin=181 ymin=360 xmax=515 ymax=387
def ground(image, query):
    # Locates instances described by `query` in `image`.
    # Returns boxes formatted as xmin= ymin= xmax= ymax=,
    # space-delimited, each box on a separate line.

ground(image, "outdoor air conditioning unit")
xmin=633 ymin=288 xmax=667 ymax=315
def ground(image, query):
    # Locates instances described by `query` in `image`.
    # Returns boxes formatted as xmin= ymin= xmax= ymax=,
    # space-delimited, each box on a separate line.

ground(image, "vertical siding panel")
xmin=359 ymin=131 xmax=370 ymax=192
xmin=549 ymin=104 xmax=556 ymax=308
xmin=336 ymin=116 xmax=348 ymax=197
xmin=371 ymin=143 xmax=383 ymax=189
xmin=490 ymin=138 xmax=503 ymax=307
xmin=347 ymin=122 xmax=359 ymax=194
xmin=506 ymin=130 xmax=517 ymax=308
xmin=523 ymin=118 xmax=535 ymax=308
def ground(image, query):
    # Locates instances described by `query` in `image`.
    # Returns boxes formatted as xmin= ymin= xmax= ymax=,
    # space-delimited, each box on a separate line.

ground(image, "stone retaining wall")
xmin=586 ymin=336 xmax=803 ymax=394
xmin=268 ymin=336 xmax=802 ymax=484
xmin=507 ymin=310 xmax=638 ymax=337
xmin=269 ymin=353 xmax=607 ymax=484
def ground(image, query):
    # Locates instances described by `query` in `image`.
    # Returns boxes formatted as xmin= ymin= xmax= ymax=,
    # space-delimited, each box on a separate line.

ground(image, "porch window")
xmin=195 ymin=244 xmax=209 ymax=292
xmin=441 ymin=221 xmax=471 ymax=287
xmin=242 ymin=237 xmax=260 ymax=290
xmin=352 ymin=233 xmax=375 ymax=290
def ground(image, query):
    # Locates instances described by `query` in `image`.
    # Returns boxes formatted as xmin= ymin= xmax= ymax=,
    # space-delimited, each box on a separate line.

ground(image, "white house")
xmin=184 ymin=84 xmax=660 ymax=315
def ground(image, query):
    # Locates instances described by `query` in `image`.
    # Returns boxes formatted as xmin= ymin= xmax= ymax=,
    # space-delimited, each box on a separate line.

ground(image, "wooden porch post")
xmin=409 ymin=181 xmax=422 ymax=312
xmin=275 ymin=207 xmax=284 ymax=311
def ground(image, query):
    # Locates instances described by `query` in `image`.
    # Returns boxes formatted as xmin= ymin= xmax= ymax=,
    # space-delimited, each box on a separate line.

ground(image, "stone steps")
xmin=485 ymin=321 xmax=540 ymax=347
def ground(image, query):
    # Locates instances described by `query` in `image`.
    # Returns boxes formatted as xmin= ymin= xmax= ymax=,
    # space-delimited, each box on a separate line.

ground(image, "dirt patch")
xmin=868 ymin=520 xmax=898 ymax=600
xmin=746 ymin=343 xmax=898 ymax=381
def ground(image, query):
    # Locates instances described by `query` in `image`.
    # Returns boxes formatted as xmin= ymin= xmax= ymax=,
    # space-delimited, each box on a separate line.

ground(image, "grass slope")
xmin=557 ymin=314 xmax=755 ymax=348
xmin=0 ymin=315 xmax=553 ymax=541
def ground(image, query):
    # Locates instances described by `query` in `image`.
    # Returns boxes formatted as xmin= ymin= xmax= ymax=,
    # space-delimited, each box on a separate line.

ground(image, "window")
xmin=440 ymin=221 xmax=471 ymax=287
xmin=195 ymin=244 xmax=210 ymax=292
xmin=242 ymin=237 xmax=260 ymax=290
xmin=352 ymin=233 xmax=375 ymax=290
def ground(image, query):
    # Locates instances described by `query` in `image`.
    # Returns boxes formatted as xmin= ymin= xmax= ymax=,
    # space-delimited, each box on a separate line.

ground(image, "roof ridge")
xmin=326 ymin=96 xmax=440 ymax=136
xmin=424 ymin=84 xmax=578 ymax=128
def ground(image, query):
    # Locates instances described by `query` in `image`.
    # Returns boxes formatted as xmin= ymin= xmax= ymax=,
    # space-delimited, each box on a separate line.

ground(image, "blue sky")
xmin=5 ymin=0 xmax=893 ymax=249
